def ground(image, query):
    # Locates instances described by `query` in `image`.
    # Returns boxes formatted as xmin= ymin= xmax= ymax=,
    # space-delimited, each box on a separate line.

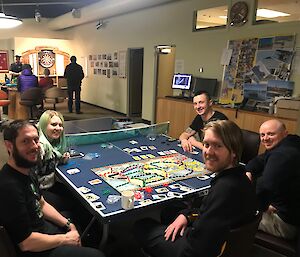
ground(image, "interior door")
xmin=128 ymin=48 xmax=144 ymax=117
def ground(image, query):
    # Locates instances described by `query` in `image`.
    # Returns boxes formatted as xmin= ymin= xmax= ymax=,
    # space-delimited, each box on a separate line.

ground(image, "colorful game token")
xmin=144 ymin=187 xmax=153 ymax=193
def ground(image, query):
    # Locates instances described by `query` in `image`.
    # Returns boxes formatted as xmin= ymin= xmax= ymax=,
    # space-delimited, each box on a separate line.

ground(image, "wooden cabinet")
xmin=156 ymin=97 xmax=195 ymax=138
xmin=22 ymin=47 xmax=69 ymax=87
xmin=156 ymin=97 xmax=299 ymax=148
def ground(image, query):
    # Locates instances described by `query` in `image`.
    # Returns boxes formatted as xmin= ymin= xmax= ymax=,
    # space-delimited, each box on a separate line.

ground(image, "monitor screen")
xmin=192 ymin=77 xmax=218 ymax=98
xmin=172 ymin=74 xmax=192 ymax=90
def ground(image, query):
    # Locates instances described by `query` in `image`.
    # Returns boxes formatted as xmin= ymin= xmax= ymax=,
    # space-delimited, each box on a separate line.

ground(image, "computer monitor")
xmin=192 ymin=77 xmax=218 ymax=98
xmin=172 ymin=74 xmax=192 ymax=90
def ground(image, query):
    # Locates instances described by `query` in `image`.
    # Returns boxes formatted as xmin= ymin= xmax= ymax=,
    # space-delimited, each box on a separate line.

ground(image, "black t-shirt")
xmin=10 ymin=62 xmax=23 ymax=76
xmin=190 ymin=111 xmax=228 ymax=139
xmin=0 ymin=164 xmax=44 ymax=245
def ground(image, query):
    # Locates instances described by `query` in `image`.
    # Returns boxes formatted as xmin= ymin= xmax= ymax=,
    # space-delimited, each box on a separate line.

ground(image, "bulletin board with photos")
xmin=89 ymin=50 xmax=124 ymax=79
xmin=219 ymin=35 xmax=296 ymax=104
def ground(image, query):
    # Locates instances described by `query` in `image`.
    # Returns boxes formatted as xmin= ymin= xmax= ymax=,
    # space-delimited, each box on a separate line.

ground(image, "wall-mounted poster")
xmin=0 ymin=50 xmax=9 ymax=72
xmin=119 ymin=50 xmax=126 ymax=78
xmin=114 ymin=51 xmax=118 ymax=60
xmin=220 ymin=35 xmax=295 ymax=104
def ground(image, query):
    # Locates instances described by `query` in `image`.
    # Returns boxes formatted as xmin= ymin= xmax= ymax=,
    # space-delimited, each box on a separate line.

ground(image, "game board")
xmin=92 ymin=153 xmax=210 ymax=192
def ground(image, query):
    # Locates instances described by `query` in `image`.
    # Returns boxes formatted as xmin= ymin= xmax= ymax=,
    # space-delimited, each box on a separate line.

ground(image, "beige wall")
xmin=68 ymin=0 xmax=300 ymax=121
xmin=0 ymin=0 xmax=300 ymax=121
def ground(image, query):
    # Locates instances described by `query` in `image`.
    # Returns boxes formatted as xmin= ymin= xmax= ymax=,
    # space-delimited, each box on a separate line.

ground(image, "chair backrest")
xmin=241 ymin=129 xmax=260 ymax=164
xmin=44 ymin=86 xmax=65 ymax=99
xmin=0 ymin=90 xmax=8 ymax=100
xmin=255 ymin=229 xmax=298 ymax=257
xmin=220 ymin=213 xmax=261 ymax=257
xmin=20 ymin=87 xmax=43 ymax=105
xmin=0 ymin=226 xmax=16 ymax=257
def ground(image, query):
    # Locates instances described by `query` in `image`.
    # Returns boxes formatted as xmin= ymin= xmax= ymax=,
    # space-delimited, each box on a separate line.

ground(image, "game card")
xmin=140 ymin=146 xmax=148 ymax=151
xmin=180 ymin=186 xmax=193 ymax=192
xmin=83 ymin=193 xmax=100 ymax=202
xmin=139 ymin=199 xmax=153 ymax=206
xmin=152 ymin=194 xmax=167 ymax=200
xmin=155 ymin=187 xmax=169 ymax=193
xmin=78 ymin=186 xmax=91 ymax=194
xmin=132 ymin=148 xmax=142 ymax=153
xmin=167 ymin=192 xmax=183 ymax=198
xmin=132 ymin=156 xmax=141 ymax=161
xmin=66 ymin=168 xmax=81 ymax=175
xmin=169 ymin=183 xmax=182 ymax=189
xmin=123 ymin=148 xmax=131 ymax=153
xmin=164 ymin=150 xmax=171 ymax=155
xmin=157 ymin=151 xmax=166 ymax=156
xmin=69 ymin=152 xmax=84 ymax=159
xmin=147 ymin=154 xmax=156 ymax=158
xmin=149 ymin=146 xmax=157 ymax=150
xmin=169 ymin=149 xmax=177 ymax=154
xmin=88 ymin=179 xmax=102 ymax=185
xmin=140 ymin=155 xmax=148 ymax=159
xmin=197 ymin=175 xmax=211 ymax=180
xmin=92 ymin=201 xmax=106 ymax=210
xmin=129 ymin=140 xmax=138 ymax=145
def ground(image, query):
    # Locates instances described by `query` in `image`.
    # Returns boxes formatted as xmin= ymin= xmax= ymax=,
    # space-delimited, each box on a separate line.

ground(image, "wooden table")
xmin=7 ymin=88 xmax=29 ymax=120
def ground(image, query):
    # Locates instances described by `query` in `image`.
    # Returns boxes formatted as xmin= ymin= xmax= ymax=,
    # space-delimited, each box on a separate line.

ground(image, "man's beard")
xmin=12 ymin=143 xmax=38 ymax=168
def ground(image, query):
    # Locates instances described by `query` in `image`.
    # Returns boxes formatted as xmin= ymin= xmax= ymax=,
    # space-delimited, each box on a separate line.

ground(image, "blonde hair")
xmin=38 ymin=110 xmax=67 ymax=160
xmin=203 ymin=120 xmax=243 ymax=164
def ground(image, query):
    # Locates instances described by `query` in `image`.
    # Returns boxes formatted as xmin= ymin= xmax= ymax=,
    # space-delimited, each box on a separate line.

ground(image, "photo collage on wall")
xmin=89 ymin=51 xmax=119 ymax=78
xmin=220 ymin=35 xmax=296 ymax=104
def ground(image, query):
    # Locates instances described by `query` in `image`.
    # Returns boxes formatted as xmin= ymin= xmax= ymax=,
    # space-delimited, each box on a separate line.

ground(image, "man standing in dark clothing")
xmin=246 ymin=119 xmax=300 ymax=239
xmin=64 ymin=56 xmax=84 ymax=114
xmin=9 ymin=55 xmax=23 ymax=80
xmin=0 ymin=120 xmax=105 ymax=257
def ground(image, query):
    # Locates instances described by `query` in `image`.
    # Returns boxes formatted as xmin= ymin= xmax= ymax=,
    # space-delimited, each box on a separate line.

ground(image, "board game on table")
xmin=57 ymin=122 xmax=213 ymax=222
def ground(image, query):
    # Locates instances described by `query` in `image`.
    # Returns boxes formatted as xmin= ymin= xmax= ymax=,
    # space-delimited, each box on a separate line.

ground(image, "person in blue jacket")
xmin=17 ymin=64 xmax=38 ymax=93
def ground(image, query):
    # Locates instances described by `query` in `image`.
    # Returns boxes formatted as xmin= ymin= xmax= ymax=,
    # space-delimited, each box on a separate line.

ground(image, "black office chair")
xmin=44 ymin=87 xmax=65 ymax=110
xmin=255 ymin=229 xmax=298 ymax=257
xmin=19 ymin=87 xmax=43 ymax=120
xmin=0 ymin=226 xmax=16 ymax=257
xmin=241 ymin=129 xmax=260 ymax=164
xmin=220 ymin=212 xmax=261 ymax=257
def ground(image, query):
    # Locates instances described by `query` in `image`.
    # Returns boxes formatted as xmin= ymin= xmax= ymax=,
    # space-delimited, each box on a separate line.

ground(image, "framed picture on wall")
xmin=0 ymin=50 xmax=9 ymax=73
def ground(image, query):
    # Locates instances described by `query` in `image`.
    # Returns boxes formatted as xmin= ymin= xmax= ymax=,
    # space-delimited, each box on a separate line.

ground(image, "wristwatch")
xmin=64 ymin=218 xmax=72 ymax=231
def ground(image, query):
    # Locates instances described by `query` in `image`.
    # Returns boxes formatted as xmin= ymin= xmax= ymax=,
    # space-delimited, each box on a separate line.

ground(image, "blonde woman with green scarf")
xmin=36 ymin=110 xmax=71 ymax=211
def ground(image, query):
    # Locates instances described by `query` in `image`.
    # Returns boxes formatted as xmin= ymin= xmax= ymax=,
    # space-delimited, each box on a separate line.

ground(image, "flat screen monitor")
xmin=172 ymin=74 xmax=192 ymax=90
xmin=192 ymin=77 xmax=218 ymax=98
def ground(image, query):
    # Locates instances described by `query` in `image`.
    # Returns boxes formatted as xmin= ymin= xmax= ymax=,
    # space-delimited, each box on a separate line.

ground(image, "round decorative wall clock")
xmin=38 ymin=50 xmax=55 ymax=68
xmin=229 ymin=1 xmax=249 ymax=26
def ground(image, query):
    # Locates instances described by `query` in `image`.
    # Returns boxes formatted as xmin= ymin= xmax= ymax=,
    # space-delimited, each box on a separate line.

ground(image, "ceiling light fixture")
xmin=156 ymin=45 xmax=172 ymax=54
xmin=257 ymin=9 xmax=290 ymax=18
xmin=0 ymin=0 xmax=22 ymax=29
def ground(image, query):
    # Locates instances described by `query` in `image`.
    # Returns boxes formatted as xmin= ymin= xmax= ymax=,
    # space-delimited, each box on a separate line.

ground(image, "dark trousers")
xmin=19 ymin=221 xmax=105 ymax=257
xmin=20 ymin=245 xmax=105 ymax=257
xmin=133 ymin=218 xmax=189 ymax=257
xmin=67 ymin=87 xmax=81 ymax=113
